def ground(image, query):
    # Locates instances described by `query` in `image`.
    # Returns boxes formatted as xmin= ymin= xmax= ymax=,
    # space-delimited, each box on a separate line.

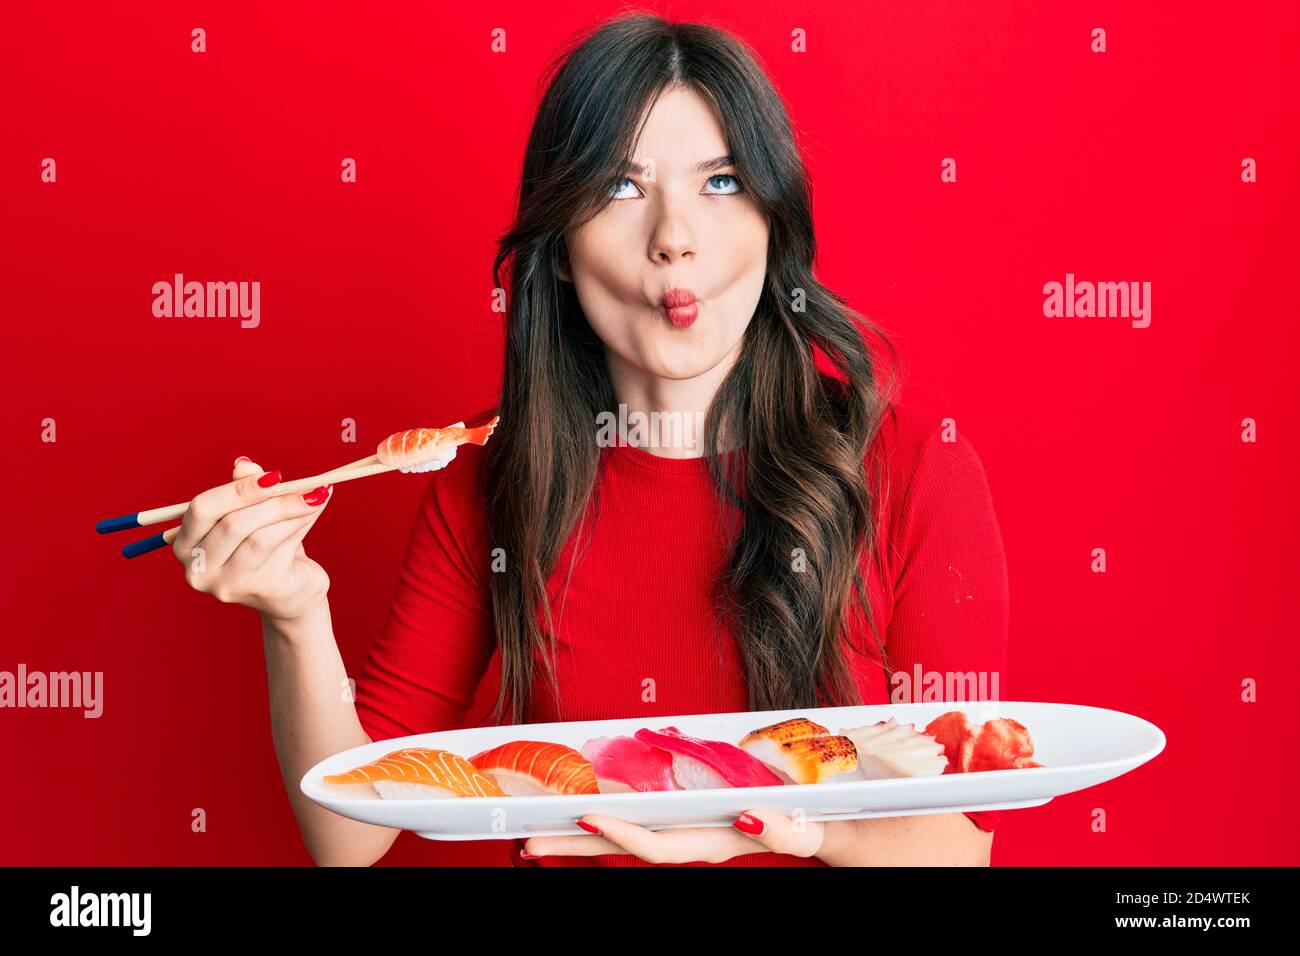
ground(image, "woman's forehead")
xmin=628 ymin=86 xmax=729 ymax=161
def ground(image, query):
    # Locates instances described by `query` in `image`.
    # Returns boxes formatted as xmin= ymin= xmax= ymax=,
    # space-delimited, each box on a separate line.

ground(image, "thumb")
xmin=232 ymin=455 xmax=264 ymax=481
xmin=731 ymin=809 xmax=825 ymax=859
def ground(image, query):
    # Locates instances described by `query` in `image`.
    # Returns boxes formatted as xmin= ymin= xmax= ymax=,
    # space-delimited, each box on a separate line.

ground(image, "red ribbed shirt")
xmin=353 ymin=401 xmax=1011 ymax=866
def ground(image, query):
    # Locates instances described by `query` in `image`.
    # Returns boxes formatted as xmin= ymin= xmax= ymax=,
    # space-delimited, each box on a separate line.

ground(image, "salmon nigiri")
xmin=469 ymin=741 xmax=600 ymax=796
xmin=376 ymin=416 xmax=500 ymax=473
xmin=323 ymin=747 xmax=506 ymax=799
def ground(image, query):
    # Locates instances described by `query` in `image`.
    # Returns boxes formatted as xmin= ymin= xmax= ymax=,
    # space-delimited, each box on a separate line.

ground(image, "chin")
xmin=642 ymin=344 xmax=729 ymax=380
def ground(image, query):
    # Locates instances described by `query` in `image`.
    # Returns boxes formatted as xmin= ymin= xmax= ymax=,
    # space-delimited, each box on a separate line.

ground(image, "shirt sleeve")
xmin=884 ymin=426 xmax=1011 ymax=833
xmin=352 ymin=455 xmax=496 ymax=743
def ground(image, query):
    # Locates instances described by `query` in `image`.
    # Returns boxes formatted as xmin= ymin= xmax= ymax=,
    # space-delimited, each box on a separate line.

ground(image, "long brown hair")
xmin=480 ymin=13 xmax=901 ymax=725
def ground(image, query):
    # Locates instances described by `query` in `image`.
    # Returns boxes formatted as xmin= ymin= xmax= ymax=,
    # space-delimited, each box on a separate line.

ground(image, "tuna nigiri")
xmin=469 ymin=741 xmax=599 ymax=796
xmin=581 ymin=736 xmax=680 ymax=793
xmin=322 ymin=747 xmax=506 ymax=799
xmin=377 ymin=416 xmax=500 ymax=473
xmin=634 ymin=726 xmax=785 ymax=790
xmin=738 ymin=717 xmax=859 ymax=784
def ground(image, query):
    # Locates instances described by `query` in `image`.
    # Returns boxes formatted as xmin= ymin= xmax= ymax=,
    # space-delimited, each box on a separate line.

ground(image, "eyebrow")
xmin=622 ymin=154 xmax=735 ymax=176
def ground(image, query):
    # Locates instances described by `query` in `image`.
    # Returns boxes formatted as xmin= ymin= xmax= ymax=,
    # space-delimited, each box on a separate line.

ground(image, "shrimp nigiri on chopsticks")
xmin=97 ymin=415 xmax=500 ymax=557
xmin=372 ymin=419 xmax=498 ymax=473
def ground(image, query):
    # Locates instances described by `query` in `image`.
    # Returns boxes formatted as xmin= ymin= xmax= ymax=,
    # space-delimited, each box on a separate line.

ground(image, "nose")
xmin=648 ymin=195 xmax=696 ymax=265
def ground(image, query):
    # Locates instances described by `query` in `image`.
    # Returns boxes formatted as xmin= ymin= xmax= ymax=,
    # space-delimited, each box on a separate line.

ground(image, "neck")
xmin=603 ymin=341 xmax=742 ymax=459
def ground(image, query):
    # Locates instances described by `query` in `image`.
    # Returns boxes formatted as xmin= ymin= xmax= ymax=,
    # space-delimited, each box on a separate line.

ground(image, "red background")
xmin=3 ymin=1 xmax=1296 ymax=865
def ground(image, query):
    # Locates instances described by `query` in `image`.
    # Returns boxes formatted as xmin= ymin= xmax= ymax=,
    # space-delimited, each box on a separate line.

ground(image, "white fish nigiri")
xmin=840 ymin=718 xmax=948 ymax=779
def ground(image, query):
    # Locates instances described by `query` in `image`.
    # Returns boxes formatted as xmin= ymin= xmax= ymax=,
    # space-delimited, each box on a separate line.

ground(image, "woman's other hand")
xmin=520 ymin=810 xmax=992 ymax=866
xmin=520 ymin=810 xmax=827 ymax=864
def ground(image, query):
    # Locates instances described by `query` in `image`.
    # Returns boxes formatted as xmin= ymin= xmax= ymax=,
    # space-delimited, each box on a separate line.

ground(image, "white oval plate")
xmin=300 ymin=701 xmax=1164 ymax=840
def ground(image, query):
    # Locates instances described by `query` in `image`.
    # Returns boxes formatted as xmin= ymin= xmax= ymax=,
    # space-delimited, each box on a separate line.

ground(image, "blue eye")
xmin=610 ymin=177 xmax=640 ymax=199
xmin=704 ymin=174 xmax=742 ymax=195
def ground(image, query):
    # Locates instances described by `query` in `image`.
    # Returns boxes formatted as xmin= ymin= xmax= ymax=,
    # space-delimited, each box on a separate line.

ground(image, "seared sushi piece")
xmin=634 ymin=726 xmax=785 ymax=790
xmin=738 ymin=718 xmax=859 ymax=784
xmin=322 ymin=747 xmax=506 ymax=799
xmin=739 ymin=716 xmax=831 ymax=745
xmin=841 ymin=718 xmax=947 ymax=779
xmin=581 ymin=736 xmax=679 ymax=793
xmin=469 ymin=741 xmax=599 ymax=796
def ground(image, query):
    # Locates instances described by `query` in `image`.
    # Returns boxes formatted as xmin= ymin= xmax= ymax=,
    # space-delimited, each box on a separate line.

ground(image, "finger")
xmin=225 ymin=487 xmax=331 ymax=580
xmin=526 ymin=816 xmax=761 ymax=864
xmin=220 ymin=508 xmax=318 ymax=584
xmin=522 ymin=833 xmax=624 ymax=858
xmin=728 ymin=808 xmax=825 ymax=858
xmin=232 ymin=456 xmax=263 ymax=481
xmin=174 ymin=462 xmax=287 ymax=558
xmin=187 ymin=484 xmax=333 ymax=574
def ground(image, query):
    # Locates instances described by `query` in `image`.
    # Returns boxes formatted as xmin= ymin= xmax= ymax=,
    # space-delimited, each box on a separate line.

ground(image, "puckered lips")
xmin=660 ymin=287 xmax=698 ymax=328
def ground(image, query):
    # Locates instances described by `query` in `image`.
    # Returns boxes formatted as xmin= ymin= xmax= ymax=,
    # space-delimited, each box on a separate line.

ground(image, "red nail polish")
xmin=576 ymin=819 xmax=601 ymax=835
xmin=256 ymin=470 xmax=281 ymax=487
xmin=303 ymin=485 xmax=330 ymax=506
xmin=733 ymin=814 xmax=764 ymax=836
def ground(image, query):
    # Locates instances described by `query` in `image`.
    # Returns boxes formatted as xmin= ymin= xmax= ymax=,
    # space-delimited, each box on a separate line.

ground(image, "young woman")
xmin=174 ymin=15 xmax=1009 ymax=867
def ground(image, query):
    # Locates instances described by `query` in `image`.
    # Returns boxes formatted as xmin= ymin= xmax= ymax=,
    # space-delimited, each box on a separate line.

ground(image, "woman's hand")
xmin=520 ymin=810 xmax=830 ymax=864
xmin=520 ymin=810 xmax=992 ymax=865
xmin=172 ymin=456 xmax=335 ymax=623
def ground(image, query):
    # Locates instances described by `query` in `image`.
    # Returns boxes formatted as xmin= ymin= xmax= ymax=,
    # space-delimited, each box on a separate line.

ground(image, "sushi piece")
xmin=469 ymin=740 xmax=599 ymax=796
xmin=840 ymin=717 xmax=947 ymax=779
xmin=924 ymin=711 xmax=1044 ymax=773
xmin=322 ymin=747 xmax=506 ymax=799
xmin=581 ymin=736 xmax=680 ymax=793
xmin=970 ymin=718 xmax=1044 ymax=772
xmin=926 ymin=711 xmax=976 ymax=775
xmin=634 ymin=726 xmax=785 ymax=790
xmin=739 ymin=716 xmax=831 ymax=745
xmin=738 ymin=718 xmax=858 ymax=784
xmin=376 ymin=416 xmax=500 ymax=474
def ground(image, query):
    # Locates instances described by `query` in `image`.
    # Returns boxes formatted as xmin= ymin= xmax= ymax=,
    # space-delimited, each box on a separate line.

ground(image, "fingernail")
xmin=256 ymin=470 xmax=282 ymax=488
xmin=733 ymin=813 xmax=764 ymax=836
xmin=576 ymin=819 xmax=601 ymax=835
xmin=519 ymin=850 xmax=539 ymax=859
xmin=303 ymin=485 xmax=330 ymax=506
xmin=233 ymin=456 xmax=251 ymax=467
